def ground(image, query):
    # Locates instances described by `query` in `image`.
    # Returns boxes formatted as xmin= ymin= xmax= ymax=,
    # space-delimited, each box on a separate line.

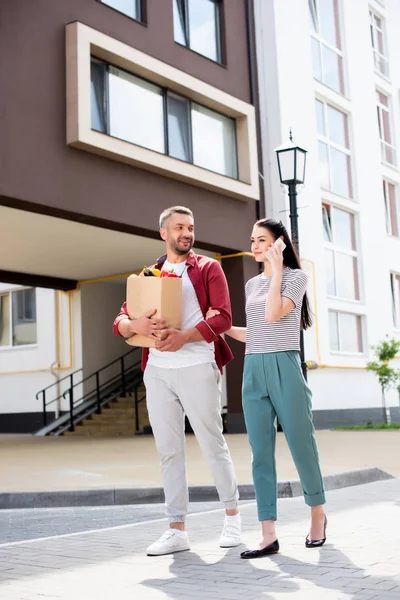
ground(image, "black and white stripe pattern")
xmin=245 ymin=268 xmax=308 ymax=354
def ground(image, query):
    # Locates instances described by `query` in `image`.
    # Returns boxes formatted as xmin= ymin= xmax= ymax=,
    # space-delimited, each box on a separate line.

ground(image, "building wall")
xmin=0 ymin=0 xmax=258 ymax=254
xmin=255 ymin=0 xmax=400 ymax=424
xmin=80 ymin=281 xmax=127 ymax=383
xmin=0 ymin=282 xmax=85 ymax=431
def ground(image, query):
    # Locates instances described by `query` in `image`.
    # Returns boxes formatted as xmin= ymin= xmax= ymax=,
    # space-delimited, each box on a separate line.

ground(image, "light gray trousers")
xmin=143 ymin=362 xmax=239 ymax=522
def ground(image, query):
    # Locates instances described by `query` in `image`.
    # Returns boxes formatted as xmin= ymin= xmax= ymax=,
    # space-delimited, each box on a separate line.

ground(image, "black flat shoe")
xmin=305 ymin=516 xmax=327 ymax=548
xmin=240 ymin=539 xmax=279 ymax=559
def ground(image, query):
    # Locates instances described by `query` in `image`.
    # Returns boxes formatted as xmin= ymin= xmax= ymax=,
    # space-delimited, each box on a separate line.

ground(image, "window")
xmin=173 ymin=0 xmax=222 ymax=63
xmin=369 ymin=11 xmax=389 ymax=77
xmin=329 ymin=311 xmax=363 ymax=353
xmin=383 ymin=180 xmax=399 ymax=237
xmin=90 ymin=59 xmax=238 ymax=179
xmin=0 ymin=288 xmax=37 ymax=347
xmin=316 ymin=99 xmax=353 ymax=198
xmin=323 ymin=205 xmax=359 ymax=300
xmin=309 ymin=0 xmax=344 ymax=94
xmin=390 ymin=272 xmax=400 ymax=329
xmin=377 ymin=91 xmax=396 ymax=165
xmin=100 ymin=0 xmax=141 ymax=21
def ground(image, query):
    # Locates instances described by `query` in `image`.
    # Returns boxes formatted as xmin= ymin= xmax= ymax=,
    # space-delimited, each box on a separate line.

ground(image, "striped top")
xmin=245 ymin=268 xmax=308 ymax=354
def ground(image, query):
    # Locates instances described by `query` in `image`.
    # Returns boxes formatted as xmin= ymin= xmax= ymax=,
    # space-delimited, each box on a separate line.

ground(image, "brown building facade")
xmin=0 ymin=0 xmax=261 ymax=431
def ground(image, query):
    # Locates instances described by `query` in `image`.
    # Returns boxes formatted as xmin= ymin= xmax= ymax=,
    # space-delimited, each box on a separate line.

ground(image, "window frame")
xmin=67 ymin=22 xmax=259 ymax=202
xmin=0 ymin=288 xmax=37 ymax=349
xmin=98 ymin=0 xmax=145 ymax=24
xmin=322 ymin=203 xmax=360 ymax=302
xmin=173 ymin=0 xmax=224 ymax=65
xmin=309 ymin=0 xmax=345 ymax=95
xmin=390 ymin=272 xmax=400 ymax=330
xmin=376 ymin=89 xmax=396 ymax=166
xmin=382 ymin=179 xmax=400 ymax=237
xmin=369 ymin=9 xmax=389 ymax=78
xmin=316 ymin=98 xmax=353 ymax=199
xmin=328 ymin=310 xmax=364 ymax=355
xmin=91 ymin=58 xmax=238 ymax=179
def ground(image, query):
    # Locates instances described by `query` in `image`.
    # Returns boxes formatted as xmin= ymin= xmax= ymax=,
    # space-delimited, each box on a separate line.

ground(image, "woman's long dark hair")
xmin=255 ymin=218 xmax=313 ymax=330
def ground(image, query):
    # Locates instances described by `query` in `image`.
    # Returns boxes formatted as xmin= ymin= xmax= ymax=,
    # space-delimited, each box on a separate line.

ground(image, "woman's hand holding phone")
xmin=265 ymin=238 xmax=286 ymax=271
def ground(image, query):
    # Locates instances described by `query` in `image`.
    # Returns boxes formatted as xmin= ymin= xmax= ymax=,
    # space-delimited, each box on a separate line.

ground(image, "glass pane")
xmin=0 ymin=294 xmax=10 ymax=346
xmin=322 ymin=205 xmax=332 ymax=241
xmin=377 ymin=91 xmax=388 ymax=106
xmin=102 ymin=0 xmax=140 ymax=20
xmin=377 ymin=29 xmax=384 ymax=55
xmin=91 ymin=61 xmax=107 ymax=133
xmin=173 ymin=0 xmax=187 ymax=46
xmin=335 ymin=253 xmax=358 ymax=299
xmin=188 ymin=0 xmax=220 ymax=62
xmin=382 ymin=109 xmax=391 ymax=144
xmin=167 ymin=93 xmax=191 ymax=162
xmin=332 ymin=208 xmax=355 ymax=250
xmin=295 ymin=149 xmax=306 ymax=182
xmin=329 ymin=311 xmax=339 ymax=351
xmin=318 ymin=142 xmax=330 ymax=189
xmin=319 ymin=0 xmax=341 ymax=49
xmin=327 ymin=105 xmax=348 ymax=148
xmin=315 ymin=100 xmax=325 ymax=136
xmin=109 ymin=67 xmax=165 ymax=154
xmin=396 ymin=276 xmax=400 ymax=327
xmin=309 ymin=0 xmax=318 ymax=32
xmin=330 ymin=147 xmax=352 ymax=197
xmin=339 ymin=313 xmax=362 ymax=353
xmin=278 ymin=149 xmax=295 ymax=183
xmin=12 ymin=289 xmax=37 ymax=346
xmin=383 ymin=142 xmax=396 ymax=165
xmin=321 ymin=45 xmax=344 ymax=94
xmin=325 ymin=249 xmax=336 ymax=295
xmin=383 ymin=181 xmax=391 ymax=233
xmin=388 ymin=182 xmax=399 ymax=236
xmin=390 ymin=274 xmax=397 ymax=326
xmin=192 ymin=104 xmax=237 ymax=178
xmin=312 ymin=38 xmax=322 ymax=81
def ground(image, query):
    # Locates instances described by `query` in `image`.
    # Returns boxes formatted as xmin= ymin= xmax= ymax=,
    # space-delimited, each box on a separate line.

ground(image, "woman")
xmin=209 ymin=219 xmax=327 ymax=558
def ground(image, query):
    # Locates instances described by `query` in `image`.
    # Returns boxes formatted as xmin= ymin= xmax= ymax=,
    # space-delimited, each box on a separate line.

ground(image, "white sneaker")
xmin=146 ymin=529 xmax=190 ymax=556
xmin=220 ymin=514 xmax=242 ymax=548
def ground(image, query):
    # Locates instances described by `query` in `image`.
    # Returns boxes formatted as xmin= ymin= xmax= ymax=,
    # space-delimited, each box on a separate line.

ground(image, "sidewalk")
xmin=1 ymin=430 xmax=399 ymax=492
xmin=0 ymin=478 xmax=399 ymax=600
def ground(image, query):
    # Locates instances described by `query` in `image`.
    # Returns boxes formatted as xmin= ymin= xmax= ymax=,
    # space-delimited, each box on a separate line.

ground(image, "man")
xmin=113 ymin=206 xmax=241 ymax=556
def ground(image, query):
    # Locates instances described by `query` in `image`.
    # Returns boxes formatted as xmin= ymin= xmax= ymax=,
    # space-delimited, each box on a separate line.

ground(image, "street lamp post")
xmin=275 ymin=131 xmax=308 ymax=380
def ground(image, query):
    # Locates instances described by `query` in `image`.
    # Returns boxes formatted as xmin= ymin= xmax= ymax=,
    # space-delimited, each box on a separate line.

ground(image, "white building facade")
xmin=254 ymin=0 xmax=400 ymax=425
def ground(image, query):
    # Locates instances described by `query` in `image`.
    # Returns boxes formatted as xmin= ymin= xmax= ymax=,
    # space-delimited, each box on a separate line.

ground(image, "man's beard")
xmin=173 ymin=242 xmax=193 ymax=256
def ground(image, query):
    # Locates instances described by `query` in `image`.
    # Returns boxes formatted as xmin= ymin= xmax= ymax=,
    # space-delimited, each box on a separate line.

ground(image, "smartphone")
xmin=266 ymin=238 xmax=286 ymax=260
xmin=265 ymin=238 xmax=286 ymax=259
xmin=272 ymin=238 xmax=286 ymax=252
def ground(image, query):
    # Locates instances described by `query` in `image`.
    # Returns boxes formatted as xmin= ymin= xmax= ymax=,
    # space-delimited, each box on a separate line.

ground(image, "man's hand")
xmin=155 ymin=329 xmax=187 ymax=352
xmin=118 ymin=309 xmax=167 ymax=338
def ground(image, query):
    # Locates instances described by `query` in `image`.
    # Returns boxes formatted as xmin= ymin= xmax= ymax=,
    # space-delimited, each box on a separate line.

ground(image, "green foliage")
xmin=335 ymin=422 xmax=400 ymax=430
xmin=367 ymin=338 xmax=400 ymax=392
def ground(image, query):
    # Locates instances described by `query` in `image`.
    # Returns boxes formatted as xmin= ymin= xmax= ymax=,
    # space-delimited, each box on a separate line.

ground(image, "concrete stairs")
xmin=63 ymin=388 xmax=149 ymax=437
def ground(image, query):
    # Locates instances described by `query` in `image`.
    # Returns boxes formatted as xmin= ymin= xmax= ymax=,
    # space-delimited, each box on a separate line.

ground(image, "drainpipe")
xmin=50 ymin=291 xmax=61 ymax=418
xmin=246 ymin=0 xmax=265 ymax=221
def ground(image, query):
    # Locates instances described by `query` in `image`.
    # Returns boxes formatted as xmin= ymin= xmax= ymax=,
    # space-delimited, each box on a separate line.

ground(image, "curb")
xmin=0 ymin=467 xmax=393 ymax=510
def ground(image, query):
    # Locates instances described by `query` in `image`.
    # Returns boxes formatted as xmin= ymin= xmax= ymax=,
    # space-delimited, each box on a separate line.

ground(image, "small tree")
xmin=367 ymin=338 xmax=400 ymax=425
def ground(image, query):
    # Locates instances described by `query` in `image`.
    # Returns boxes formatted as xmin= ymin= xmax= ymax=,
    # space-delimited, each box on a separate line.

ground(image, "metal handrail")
xmin=61 ymin=349 xmax=142 ymax=432
xmin=36 ymin=348 xmax=140 ymax=428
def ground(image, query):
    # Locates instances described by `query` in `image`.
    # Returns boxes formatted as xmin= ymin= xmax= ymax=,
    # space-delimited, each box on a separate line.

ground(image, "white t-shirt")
xmin=147 ymin=260 xmax=215 ymax=368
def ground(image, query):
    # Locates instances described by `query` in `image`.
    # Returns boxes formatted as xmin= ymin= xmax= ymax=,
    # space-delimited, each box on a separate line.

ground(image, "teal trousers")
xmin=242 ymin=351 xmax=325 ymax=521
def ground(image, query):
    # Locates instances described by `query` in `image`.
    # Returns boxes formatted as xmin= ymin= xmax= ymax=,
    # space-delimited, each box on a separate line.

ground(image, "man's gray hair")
xmin=159 ymin=206 xmax=194 ymax=228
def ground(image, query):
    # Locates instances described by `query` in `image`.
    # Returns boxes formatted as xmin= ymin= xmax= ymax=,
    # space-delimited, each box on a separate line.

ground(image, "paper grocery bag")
xmin=125 ymin=275 xmax=183 ymax=348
